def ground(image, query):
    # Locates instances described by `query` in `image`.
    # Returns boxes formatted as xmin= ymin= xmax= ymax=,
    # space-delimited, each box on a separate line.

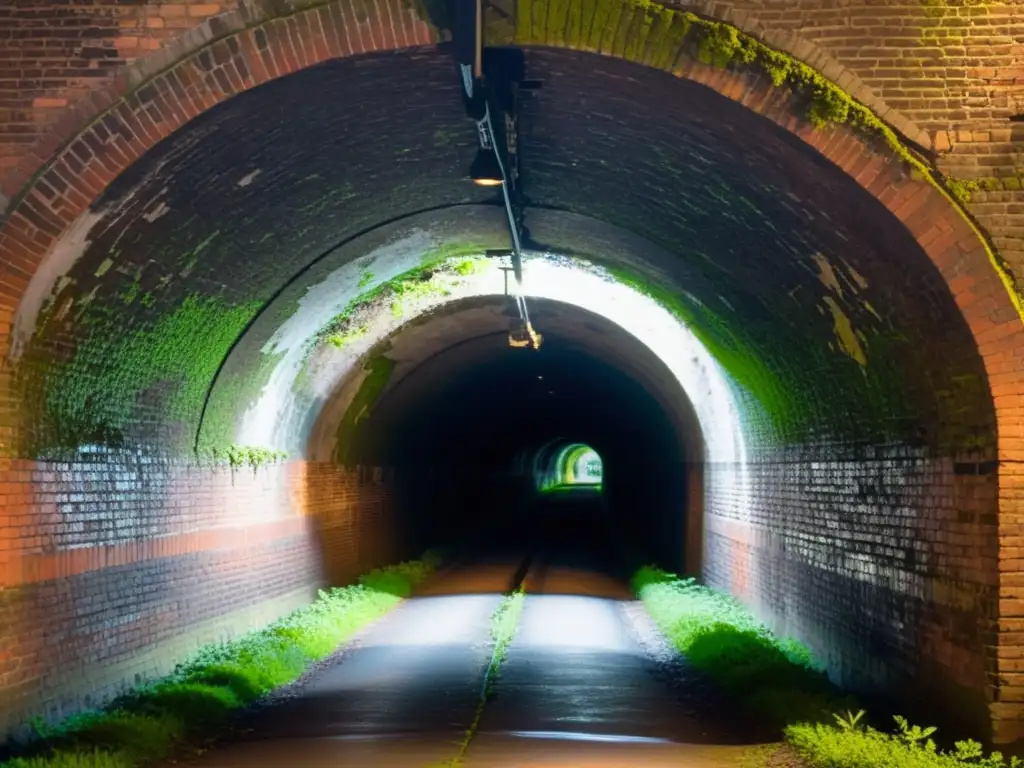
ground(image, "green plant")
xmin=443 ymin=586 xmax=527 ymax=768
xmin=200 ymin=444 xmax=287 ymax=472
xmin=2 ymin=554 xmax=441 ymax=768
xmin=832 ymin=709 xmax=866 ymax=732
xmin=489 ymin=587 xmax=526 ymax=675
xmin=3 ymin=752 xmax=133 ymax=768
xmin=894 ymin=715 xmax=938 ymax=749
xmin=632 ymin=566 xmax=851 ymax=727
xmin=787 ymin=718 xmax=1023 ymax=768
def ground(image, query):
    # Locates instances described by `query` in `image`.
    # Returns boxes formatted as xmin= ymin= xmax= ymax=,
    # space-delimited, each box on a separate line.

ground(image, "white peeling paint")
xmin=236 ymin=228 xmax=465 ymax=448
xmin=143 ymin=200 xmax=171 ymax=222
xmin=236 ymin=169 xmax=262 ymax=188
xmin=9 ymin=209 xmax=106 ymax=360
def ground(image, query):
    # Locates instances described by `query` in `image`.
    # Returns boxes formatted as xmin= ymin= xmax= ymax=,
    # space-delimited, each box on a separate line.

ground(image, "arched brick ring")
xmin=0 ymin=0 xmax=1020 ymax=471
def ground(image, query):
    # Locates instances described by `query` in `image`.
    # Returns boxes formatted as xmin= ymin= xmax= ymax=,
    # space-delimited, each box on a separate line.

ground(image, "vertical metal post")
xmin=473 ymin=0 xmax=483 ymax=79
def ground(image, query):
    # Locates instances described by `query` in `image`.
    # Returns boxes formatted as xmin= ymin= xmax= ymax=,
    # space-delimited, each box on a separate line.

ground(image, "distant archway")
xmin=542 ymin=443 xmax=603 ymax=492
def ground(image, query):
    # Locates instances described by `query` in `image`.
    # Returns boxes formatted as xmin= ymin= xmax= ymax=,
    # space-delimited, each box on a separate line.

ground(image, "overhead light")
xmin=470 ymin=148 xmax=503 ymax=186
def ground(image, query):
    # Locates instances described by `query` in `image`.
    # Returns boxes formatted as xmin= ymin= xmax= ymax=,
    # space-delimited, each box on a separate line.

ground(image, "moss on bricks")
xmin=313 ymin=245 xmax=486 ymax=353
xmin=32 ymin=295 xmax=260 ymax=457
xmin=945 ymin=173 xmax=1024 ymax=204
xmin=601 ymin=264 xmax=805 ymax=439
xmin=199 ymin=444 xmax=288 ymax=472
xmin=333 ymin=354 xmax=397 ymax=467
xmin=196 ymin=348 xmax=287 ymax=453
xmin=511 ymin=0 xmax=1024 ymax=318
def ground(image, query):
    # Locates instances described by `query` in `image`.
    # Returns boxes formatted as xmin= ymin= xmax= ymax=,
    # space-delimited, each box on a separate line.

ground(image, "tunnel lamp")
xmin=469 ymin=147 xmax=503 ymax=186
xmin=509 ymin=321 xmax=543 ymax=349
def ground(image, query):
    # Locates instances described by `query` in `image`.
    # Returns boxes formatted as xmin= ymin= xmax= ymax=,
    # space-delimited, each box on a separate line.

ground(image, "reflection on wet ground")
xmin=185 ymin=542 xmax=774 ymax=767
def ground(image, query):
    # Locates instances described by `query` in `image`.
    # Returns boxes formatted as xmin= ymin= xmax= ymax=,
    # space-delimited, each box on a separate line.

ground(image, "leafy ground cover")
xmin=2 ymin=554 xmax=443 ymax=768
xmin=632 ymin=566 xmax=1020 ymax=768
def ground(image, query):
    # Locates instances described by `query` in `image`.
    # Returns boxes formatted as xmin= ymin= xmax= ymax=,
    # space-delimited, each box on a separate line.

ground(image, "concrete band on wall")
xmin=0 ymin=0 xmax=1022 ymax=748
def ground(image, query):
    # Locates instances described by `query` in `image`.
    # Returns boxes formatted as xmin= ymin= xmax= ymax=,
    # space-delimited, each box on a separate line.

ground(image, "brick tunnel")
xmin=1 ymin=0 xmax=1023 ymax=759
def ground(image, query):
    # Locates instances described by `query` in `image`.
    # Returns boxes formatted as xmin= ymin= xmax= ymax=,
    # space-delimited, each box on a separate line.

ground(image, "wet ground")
xmin=184 ymin=513 xmax=780 ymax=767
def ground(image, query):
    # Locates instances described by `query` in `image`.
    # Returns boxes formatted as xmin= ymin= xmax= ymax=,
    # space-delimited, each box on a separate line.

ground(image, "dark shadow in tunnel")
xmin=339 ymin=297 xmax=705 ymax=580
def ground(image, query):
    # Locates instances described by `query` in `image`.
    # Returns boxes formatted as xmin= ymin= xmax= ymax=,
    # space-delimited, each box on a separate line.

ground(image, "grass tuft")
xmin=490 ymin=587 xmax=526 ymax=671
xmin=633 ymin=565 xmax=1018 ymax=768
xmin=4 ymin=751 xmax=134 ymax=768
xmin=3 ymin=553 xmax=441 ymax=768
xmin=632 ymin=565 xmax=850 ymax=728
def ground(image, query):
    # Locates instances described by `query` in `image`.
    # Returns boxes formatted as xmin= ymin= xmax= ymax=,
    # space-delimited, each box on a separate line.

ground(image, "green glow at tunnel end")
xmin=539 ymin=442 xmax=604 ymax=493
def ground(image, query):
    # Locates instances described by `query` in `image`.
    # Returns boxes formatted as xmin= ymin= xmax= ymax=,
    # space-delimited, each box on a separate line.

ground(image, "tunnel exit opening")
xmin=538 ymin=442 xmax=604 ymax=494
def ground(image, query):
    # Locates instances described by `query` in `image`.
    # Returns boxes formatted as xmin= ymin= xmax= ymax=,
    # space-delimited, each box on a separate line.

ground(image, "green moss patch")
xmin=198 ymin=444 xmax=287 ymax=471
xmin=196 ymin=348 xmax=286 ymax=453
xmin=441 ymin=586 xmax=527 ymax=768
xmin=946 ymin=173 xmax=1024 ymax=204
xmin=333 ymin=354 xmax=397 ymax=467
xmin=315 ymin=248 xmax=487 ymax=351
xmin=602 ymin=263 xmax=803 ymax=439
xmin=2 ymin=554 xmax=442 ymax=768
xmin=30 ymin=295 xmax=259 ymax=456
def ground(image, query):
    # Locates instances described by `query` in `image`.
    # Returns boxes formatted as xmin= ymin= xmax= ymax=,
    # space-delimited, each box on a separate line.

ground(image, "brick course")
xmin=0 ymin=456 xmax=402 ymax=741
xmin=705 ymin=450 xmax=1000 ymax=737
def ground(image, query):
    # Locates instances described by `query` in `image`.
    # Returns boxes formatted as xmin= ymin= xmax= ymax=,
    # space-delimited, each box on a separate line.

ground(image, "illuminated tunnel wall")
xmin=1 ymin=0 xmax=1023 ymax=749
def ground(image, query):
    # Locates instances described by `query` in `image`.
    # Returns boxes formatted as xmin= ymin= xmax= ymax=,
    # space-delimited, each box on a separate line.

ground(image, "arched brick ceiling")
xmin=13 ymin=46 xmax=994 ymax=459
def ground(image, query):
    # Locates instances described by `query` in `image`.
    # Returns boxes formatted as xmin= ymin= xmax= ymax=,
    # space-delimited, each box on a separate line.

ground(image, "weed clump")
xmin=788 ymin=712 xmax=1023 ymax=768
xmin=631 ymin=565 xmax=850 ymax=727
xmin=633 ymin=566 xmax=1017 ymax=768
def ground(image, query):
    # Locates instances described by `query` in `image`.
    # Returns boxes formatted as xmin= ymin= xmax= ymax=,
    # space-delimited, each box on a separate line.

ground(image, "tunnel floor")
xmin=174 ymin=524 xmax=775 ymax=768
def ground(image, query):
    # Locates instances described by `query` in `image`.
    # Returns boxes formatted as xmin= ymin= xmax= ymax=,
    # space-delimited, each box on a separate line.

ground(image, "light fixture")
xmin=469 ymin=147 xmax=503 ymax=186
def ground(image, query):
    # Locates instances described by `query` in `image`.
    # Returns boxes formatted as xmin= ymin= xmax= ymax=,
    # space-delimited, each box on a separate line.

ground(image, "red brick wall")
xmin=704 ymin=449 xmax=1000 ymax=738
xmin=0 ymin=1 xmax=237 ymax=188
xmin=0 ymin=0 xmax=1022 ymax=748
xmin=0 ymin=0 xmax=1019 ymax=279
xmin=0 ymin=455 xmax=401 ymax=740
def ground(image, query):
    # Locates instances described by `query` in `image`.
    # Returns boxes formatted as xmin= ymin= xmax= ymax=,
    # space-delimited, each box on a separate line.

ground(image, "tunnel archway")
xmin=0 ymin=0 xmax=1022 ymax=748
xmin=298 ymin=285 xmax=708 ymax=579
xmin=536 ymin=442 xmax=604 ymax=491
